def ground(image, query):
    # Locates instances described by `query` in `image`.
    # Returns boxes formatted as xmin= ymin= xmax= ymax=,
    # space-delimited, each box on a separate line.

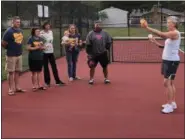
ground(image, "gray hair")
xmin=167 ymin=16 xmax=179 ymax=28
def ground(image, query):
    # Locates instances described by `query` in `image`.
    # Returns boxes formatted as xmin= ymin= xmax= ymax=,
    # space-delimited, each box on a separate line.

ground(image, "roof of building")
xmin=99 ymin=6 xmax=128 ymax=13
xmin=142 ymin=7 xmax=184 ymax=16
xmin=130 ymin=6 xmax=184 ymax=17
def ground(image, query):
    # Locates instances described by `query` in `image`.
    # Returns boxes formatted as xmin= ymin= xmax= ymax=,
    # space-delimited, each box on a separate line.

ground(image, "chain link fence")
xmin=100 ymin=4 xmax=185 ymax=38
xmin=1 ymin=2 xmax=185 ymax=79
xmin=1 ymin=1 xmax=98 ymax=80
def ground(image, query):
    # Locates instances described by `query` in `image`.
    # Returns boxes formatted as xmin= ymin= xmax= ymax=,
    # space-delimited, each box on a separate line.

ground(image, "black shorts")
xmin=161 ymin=60 xmax=180 ymax=80
xmin=29 ymin=59 xmax=43 ymax=72
xmin=88 ymin=51 xmax=109 ymax=68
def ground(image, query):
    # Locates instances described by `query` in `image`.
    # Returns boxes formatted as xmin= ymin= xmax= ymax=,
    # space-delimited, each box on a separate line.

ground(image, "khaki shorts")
xmin=5 ymin=55 xmax=22 ymax=72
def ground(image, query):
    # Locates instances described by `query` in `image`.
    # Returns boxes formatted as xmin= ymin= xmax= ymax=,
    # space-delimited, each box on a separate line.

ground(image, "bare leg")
xmin=7 ymin=72 xmax=14 ymax=91
xmin=163 ymin=89 xmax=168 ymax=104
xmin=164 ymin=79 xmax=173 ymax=104
xmin=14 ymin=71 xmax=20 ymax=90
xmin=103 ymin=67 xmax=108 ymax=79
xmin=171 ymin=82 xmax=176 ymax=102
xmin=90 ymin=67 xmax=95 ymax=80
xmin=37 ymin=72 xmax=46 ymax=90
xmin=37 ymin=72 xmax=41 ymax=88
xmin=31 ymin=72 xmax=37 ymax=88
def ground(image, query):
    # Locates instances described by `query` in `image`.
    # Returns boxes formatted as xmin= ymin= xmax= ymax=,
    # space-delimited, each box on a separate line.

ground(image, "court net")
xmin=110 ymin=35 xmax=185 ymax=63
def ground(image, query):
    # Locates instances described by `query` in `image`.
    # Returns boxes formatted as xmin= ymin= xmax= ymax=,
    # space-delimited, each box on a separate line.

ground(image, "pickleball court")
xmin=2 ymin=37 xmax=184 ymax=138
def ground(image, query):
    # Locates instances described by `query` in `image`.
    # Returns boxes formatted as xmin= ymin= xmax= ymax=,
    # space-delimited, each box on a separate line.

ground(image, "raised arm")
xmin=141 ymin=20 xmax=178 ymax=39
xmin=146 ymin=27 xmax=178 ymax=39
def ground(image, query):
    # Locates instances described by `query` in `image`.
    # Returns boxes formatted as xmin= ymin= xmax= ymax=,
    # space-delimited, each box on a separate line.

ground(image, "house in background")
xmin=129 ymin=9 xmax=148 ymax=25
xmin=130 ymin=5 xmax=185 ymax=25
xmin=99 ymin=6 xmax=128 ymax=27
xmin=142 ymin=5 xmax=184 ymax=24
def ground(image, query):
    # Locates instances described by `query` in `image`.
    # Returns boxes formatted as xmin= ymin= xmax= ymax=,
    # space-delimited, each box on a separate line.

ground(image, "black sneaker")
xmin=89 ymin=79 xmax=94 ymax=85
xmin=104 ymin=79 xmax=111 ymax=84
xmin=56 ymin=81 xmax=66 ymax=86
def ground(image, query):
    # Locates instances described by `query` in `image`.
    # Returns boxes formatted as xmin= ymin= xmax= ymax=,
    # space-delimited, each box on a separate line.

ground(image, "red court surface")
xmin=2 ymin=51 xmax=184 ymax=138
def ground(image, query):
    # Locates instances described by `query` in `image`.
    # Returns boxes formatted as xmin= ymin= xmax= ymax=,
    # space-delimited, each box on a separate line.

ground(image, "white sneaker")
xmin=161 ymin=104 xmax=174 ymax=114
xmin=89 ymin=79 xmax=94 ymax=85
xmin=162 ymin=102 xmax=177 ymax=109
xmin=104 ymin=79 xmax=111 ymax=84
xmin=69 ymin=77 xmax=73 ymax=82
xmin=172 ymin=102 xmax=177 ymax=109
xmin=162 ymin=103 xmax=168 ymax=108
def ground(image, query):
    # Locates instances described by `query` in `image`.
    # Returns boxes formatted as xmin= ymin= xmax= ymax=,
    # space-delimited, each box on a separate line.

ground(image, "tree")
xmin=100 ymin=1 xmax=184 ymax=12
xmin=98 ymin=11 xmax=108 ymax=21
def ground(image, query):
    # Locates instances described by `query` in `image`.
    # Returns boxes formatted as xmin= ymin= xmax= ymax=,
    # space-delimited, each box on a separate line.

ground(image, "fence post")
xmin=110 ymin=38 xmax=114 ymax=63
xmin=69 ymin=2 xmax=73 ymax=23
xmin=86 ymin=5 xmax=89 ymax=33
xmin=42 ymin=2 xmax=44 ymax=24
xmin=184 ymin=11 xmax=185 ymax=50
xmin=127 ymin=12 xmax=130 ymax=37
xmin=160 ymin=4 xmax=163 ymax=31
xmin=59 ymin=2 xmax=63 ymax=56
xmin=16 ymin=1 xmax=19 ymax=16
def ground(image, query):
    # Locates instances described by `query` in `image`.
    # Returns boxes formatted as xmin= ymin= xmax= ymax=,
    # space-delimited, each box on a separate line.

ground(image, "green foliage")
xmin=100 ymin=1 xmax=185 ymax=12
xmin=99 ymin=11 xmax=108 ymax=21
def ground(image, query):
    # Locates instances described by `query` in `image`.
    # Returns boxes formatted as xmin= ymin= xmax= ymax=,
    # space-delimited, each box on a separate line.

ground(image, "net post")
xmin=59 ymin=2 xmax=63 ymax=57
xmin=160 ymin=4 xmax=163 ymax=31
xmin=108 ymin=40 xmax=112 ymax=64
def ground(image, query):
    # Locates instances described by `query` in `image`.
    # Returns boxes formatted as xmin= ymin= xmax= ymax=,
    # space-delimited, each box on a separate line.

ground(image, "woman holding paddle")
xmin=141 ymin=16 xmax=181 ymax=114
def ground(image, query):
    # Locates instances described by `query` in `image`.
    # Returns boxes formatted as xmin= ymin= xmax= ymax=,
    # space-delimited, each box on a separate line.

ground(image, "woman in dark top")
xmin=64 ymin=24 xmax=82 ymax=81
xmin=27 ymin=28 xmax=47 ymax=91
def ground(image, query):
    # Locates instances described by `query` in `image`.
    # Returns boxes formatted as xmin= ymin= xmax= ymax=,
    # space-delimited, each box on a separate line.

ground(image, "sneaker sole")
xmin=162 ymin=105 xmax=177 ymax=109
xmin=161 ymin=110 xmax=174 ymax=114
xmin=56 ymin=84 xmax=66 ymax=86
xmin=89 ymin=82 xmax=94 ymax=85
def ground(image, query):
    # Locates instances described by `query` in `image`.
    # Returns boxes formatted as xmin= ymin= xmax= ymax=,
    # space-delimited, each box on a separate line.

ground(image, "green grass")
xmin=103 ymin=25 xmax=184 ymax=37
xmin=104 ymin=26 xmax=184 ymax=52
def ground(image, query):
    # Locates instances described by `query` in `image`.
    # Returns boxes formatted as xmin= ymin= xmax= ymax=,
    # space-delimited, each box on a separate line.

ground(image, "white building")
xmin=99 ymin=6 xmax=128 ymax=27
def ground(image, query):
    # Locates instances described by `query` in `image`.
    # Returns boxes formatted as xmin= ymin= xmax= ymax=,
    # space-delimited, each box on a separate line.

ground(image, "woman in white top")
xmin=40 ymin=22 xmax=65 ymax=86
xmin=142 ymin=16 xmax=181 ymax=114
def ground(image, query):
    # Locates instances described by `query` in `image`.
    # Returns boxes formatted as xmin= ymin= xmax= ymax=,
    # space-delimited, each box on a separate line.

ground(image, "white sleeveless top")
xmin=162 ymin=30 xmax=181 ymax=61
xmin=40 ymin=30 xmax=54 ymax=53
